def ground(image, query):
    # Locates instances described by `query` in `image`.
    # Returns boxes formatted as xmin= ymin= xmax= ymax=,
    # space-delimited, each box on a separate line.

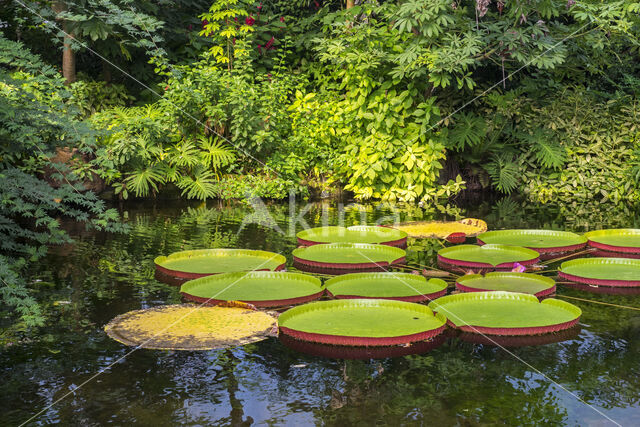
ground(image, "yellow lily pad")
xmin=104 ymin=304 xmax=277 ymax=350
xmin=395 ymin=218 xmax=488 ymax=239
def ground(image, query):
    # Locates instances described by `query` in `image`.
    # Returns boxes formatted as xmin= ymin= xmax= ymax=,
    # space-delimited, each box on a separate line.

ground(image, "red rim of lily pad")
xmin=584 ymin=229 xmax=640 ymax=254
xmin=279 ymin=334 xmax=447 ymax=359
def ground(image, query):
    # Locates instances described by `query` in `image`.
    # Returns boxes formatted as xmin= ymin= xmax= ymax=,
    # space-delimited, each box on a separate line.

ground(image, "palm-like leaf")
xmin=167 ymin=141 xmax=201 ymax=168
xmin=125 ymin=164 xmax=166 ymax=197
xmin=199 ymin=136 xmax=235 ymax=170
xmin=448 ymin=112 xmax=487 ymax=151
xmin=485 ymin=153 xmax=519 ymax=194
xmin=176 ymin=167 xmax=217 ymax=200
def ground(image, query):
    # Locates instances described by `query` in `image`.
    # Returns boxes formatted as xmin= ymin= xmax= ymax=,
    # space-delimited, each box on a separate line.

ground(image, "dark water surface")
xmin=2 ymin=198 xmax=640 ymax=426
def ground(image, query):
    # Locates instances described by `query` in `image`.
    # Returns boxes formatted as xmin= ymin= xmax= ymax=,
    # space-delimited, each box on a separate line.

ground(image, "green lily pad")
xmin=180 ymin=271 xmax=323 ymax=307
xmin=154 ymin=249 xmax=286 ymax=277
xmin=278 ymin=299 xmax=447 ymax=345
xmin=583 ymin=229 xmax=640 ymax=250
xmin=456 ymin=272 xmax=555 ymax=297
xmin=438 ymin=244 xmax=540 ymax=267
xmin=325 ymin=272 xmax=447 ymax=300
xmin=560 ymin=258 xmax=640 ymax=281
xmin=297 ymin=226 xmax=406 ymax=245
xmin=429 ymin=292 xmax=581 ymax=335
xmin=477 ymin=230 xmax=587 ymax=250
xmin=292 ymin=243 xmax=406 ymax=265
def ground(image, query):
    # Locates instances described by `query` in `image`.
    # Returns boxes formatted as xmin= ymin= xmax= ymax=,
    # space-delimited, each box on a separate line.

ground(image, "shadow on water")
xmin=2 ymin=197 xmax=640 ymax=425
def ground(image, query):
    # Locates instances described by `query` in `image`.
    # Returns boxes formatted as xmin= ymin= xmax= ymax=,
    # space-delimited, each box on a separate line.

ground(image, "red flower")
xmin=164 ymin=85 xmax=169 ymax=91
xmin=257 ymin=3 xmax=262 ymax=10
xmin=201 ymin=19 xmax=208 ymax=28
xmin=265 ymin=36 xmax=274 ymax=49
xmin=279 ymin=16 xmax=285 ymax=22
xmin=245 ymin=16 xmax=255 ymax=26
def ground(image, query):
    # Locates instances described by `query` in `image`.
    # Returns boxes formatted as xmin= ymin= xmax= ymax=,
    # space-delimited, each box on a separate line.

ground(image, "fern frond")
xmin=485 ymin=153 xmax=520 ymax=194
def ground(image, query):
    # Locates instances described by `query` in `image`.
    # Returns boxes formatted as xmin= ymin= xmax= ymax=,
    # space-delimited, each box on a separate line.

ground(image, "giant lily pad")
xmin=437 ymin=244 xmax=540 ymax=271
xmin=278 ymin=299 xmax=447 ymax=346
xmin=297 ymin=225 xmax=407 ymax=248
xmin=395 ymin=218 xmax=487 ymax=239
xmin=559 ymin=257 xmax=640 ymax=287
xmin=583 ymin=229 xmax=640 ymax=254
xmin=477 ymin=230 xmax=587 ymax=255
xmin=456 ymin=272 xmax=556 ymax=298
xmin=292 ymin=243 xmax=406 ymax=274
xmin=105 ymin=304 xmax=276 ymax=350
xmin=428 ymin=292 xmax=581 ymax=336
xmin=325 ymin=272 xmax=447 ymax=302
xmin=154 ymin=249 xmax=286 ymax=282
xmin=180 ymin=271 xmax=323 ymax=308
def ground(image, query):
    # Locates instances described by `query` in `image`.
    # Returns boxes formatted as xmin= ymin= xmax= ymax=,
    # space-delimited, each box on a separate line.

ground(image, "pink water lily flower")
xmin=511 ymin=263 xmax=526 ymax=273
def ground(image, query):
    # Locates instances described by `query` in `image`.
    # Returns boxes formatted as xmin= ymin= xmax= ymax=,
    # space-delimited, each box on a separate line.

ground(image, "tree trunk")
xmin=346 ymin=0 xmax=355 ymax=8
xmin=102 ymin=58 xmax=112 ymax=83
xmin=53 ymin=2 xmax=76 ymax=85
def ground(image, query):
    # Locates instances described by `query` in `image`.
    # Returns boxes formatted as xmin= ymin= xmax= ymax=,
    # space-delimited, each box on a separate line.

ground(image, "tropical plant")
xmin=0 ymin=35 xmax=124 ymax=326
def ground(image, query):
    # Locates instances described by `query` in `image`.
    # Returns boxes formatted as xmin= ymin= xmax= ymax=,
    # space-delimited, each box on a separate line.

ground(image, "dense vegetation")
xmin=1 ymin=0 xmax=640 ymax=325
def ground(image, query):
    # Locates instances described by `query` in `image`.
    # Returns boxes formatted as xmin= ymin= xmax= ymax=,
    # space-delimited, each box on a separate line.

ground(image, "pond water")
xmin=2 ymin=197 xmax=640 ymax=426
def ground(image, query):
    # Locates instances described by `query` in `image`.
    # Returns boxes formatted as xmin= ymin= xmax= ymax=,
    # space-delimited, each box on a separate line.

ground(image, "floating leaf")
xmin=105 ymin=304 xmax=277 ymax=350
xmin=395 ymin=218 xmax=487 ymax=239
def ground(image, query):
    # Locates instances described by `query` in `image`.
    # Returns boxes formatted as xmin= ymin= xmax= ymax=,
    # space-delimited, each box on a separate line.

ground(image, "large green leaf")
xmin=180 ymin=272 xmax=323 ymax=305
xmin=325 ymin=272 xmax=446 ymax=298
xmin=438 ymin=244 xmax=539 ymax=266
xmin=560 ymin=258 xmax=640 ymax=281
xmin=297 ymin=226 xmax=406 ymax=245
xmin=456 ymin=272 xmax=555 ymax=295
xmin=155 ymin=249 xmax=286 ymax=274
xmin=292 ymin=243 xmax=406 ymax=264
xmin=478 ymin=230 xmax=587 ymax=249
xmin=583 ymin=229 xmax=640 ymax=248
xmin=429 ymin=292 xmax=581 ymax=329
xmin=278 ymin=299 xmax=446 ymax=338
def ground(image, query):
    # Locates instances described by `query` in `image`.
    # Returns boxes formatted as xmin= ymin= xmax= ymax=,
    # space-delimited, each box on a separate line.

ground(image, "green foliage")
xmin=0 ymin=35 xmax=124 ymax=326
xmin=69 ymin=79 xmax=134 ymax=116
xmin=90 ymin=105 xmax=237 ymax=200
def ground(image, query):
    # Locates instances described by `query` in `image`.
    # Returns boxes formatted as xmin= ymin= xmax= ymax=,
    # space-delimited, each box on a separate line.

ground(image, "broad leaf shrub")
xmin=0 ymin=36 xmax=124 ymax=326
